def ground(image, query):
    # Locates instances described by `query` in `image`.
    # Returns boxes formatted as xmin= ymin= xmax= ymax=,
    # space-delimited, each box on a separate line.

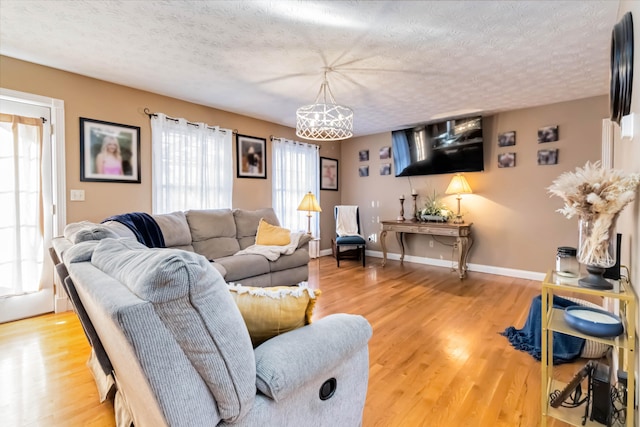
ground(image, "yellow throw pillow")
xmin=228 ymin=283 xmax=321 ymax=347
xmin=255 ymin=218 xmax=291 ymax=246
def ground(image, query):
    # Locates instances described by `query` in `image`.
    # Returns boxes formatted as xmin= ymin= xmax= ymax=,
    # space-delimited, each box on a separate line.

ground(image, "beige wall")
xmin=0 ymin=55 xmax=341 ymax=249
xmin=341 ymin=96 xmax=607 ymax=274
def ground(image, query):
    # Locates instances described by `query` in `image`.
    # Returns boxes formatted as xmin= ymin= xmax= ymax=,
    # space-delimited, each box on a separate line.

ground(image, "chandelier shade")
xmin=296 ymin=72 xmax=353 ymax=141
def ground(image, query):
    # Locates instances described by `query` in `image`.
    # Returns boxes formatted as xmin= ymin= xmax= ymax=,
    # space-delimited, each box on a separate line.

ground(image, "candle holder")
xmin=397 ymin=197 xmax=405 ymax=221
xmin=412 ymin=194 xmax=418 ymax=220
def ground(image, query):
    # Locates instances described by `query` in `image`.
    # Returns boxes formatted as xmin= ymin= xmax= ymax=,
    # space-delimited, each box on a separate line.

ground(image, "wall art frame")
xmin=320 ymin=157 xmax=339 ymax=191
xmin=538 ymin=125 xmax=559 ymax=143
xmin=538 ymin=148 xmax=559 ymax=165
xmin=236 ymin=134 xmax=267 ymax=179
xmin=80 ymin=117 xmax=141 ymax=183
xmin=498 ymin=131 xmax=516 ymax=147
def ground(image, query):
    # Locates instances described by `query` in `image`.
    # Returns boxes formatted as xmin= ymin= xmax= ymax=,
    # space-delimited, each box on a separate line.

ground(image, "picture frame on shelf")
xmin=320 ymin=157 xmax=339 ymax=191
xmin=80 ymin=117 xmax=141 ymax=183
xmin=236 ymin=134 xmax=267 ymax=179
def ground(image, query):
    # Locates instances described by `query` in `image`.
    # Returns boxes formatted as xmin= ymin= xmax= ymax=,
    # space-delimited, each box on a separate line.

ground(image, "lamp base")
xmin=452 ymin=215 xmax=464 ymax=224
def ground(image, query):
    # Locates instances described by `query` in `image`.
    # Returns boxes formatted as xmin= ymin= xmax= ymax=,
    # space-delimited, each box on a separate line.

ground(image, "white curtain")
xmin=272 ymin=138 xmax=320 ymax=236
xmin=0 ymin=114 xmax=44 ymax=296
xmin=151 ymin=113 xmax=233 ymax=214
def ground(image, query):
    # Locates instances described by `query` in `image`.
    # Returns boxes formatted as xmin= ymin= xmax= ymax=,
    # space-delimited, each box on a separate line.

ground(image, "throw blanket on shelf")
xmin=501 ymin=294 xmax=585 ymax=364
xmin=336 ymin=206 xmax=361 ymax=237
xmin=235 ymin=232 xmax=303 ymax=261
xmin=102 ymin=212 xmax=165 ymax=248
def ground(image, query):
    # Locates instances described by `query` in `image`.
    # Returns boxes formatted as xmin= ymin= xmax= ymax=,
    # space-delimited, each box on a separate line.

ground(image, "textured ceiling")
xmin=0 ymin=1 xmax=619 ymax=137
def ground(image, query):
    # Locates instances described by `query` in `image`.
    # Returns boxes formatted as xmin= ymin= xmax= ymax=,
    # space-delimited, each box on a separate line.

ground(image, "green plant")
xmin=420 ymin=190 xmax=453 ymax=219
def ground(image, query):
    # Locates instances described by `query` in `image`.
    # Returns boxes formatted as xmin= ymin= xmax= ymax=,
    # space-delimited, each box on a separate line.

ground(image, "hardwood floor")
xmin=1 ymin=255 xmax=583 ymax=426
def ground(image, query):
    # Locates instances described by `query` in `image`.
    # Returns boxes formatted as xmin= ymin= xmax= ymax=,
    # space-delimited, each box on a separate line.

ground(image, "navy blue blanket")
xmin=102 ymin=212 xmax=165 ymax=248
xmin=501 ymin=295 xmax=585 ymax=364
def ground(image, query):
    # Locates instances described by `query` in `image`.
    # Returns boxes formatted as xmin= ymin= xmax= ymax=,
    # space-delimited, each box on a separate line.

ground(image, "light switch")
xmin=70 ymin=189 xmax=85 ymax=201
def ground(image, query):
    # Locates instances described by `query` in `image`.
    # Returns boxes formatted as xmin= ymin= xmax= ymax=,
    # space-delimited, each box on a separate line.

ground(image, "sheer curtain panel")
xmin=0 ymin=114 xmax=45 ymax=297
xmin=151 ymin=113 xmax=232 ymax=214
xmin=272 ymin=138 xmax=320 ymax=236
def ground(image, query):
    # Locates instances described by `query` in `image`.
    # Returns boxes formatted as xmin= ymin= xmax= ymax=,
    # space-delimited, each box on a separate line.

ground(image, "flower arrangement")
xmin=548 ymin=161 xmax=639 ymax=266
xmin=420 ymin=190 xmax=453 ymax=221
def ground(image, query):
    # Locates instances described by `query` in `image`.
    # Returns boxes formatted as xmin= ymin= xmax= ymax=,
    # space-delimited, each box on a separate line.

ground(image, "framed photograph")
xmin=236 ymin=134 xmax=266 ymax=179
xmin=498 ymin=131 xmax=516 ymax=147
xmin=80 ymin=117 xmax=141 ymax=183
xmin=359 ymin=149 xmax=369 ymax=162
xmin=320 ymin=157 xmax=338 ymax=191
xmin=380 ymin=163 xmax=391 ymax=176
xmin=498 ymin=152 xmax=516 ymax=168
xmin=379 ymin=146 xmax=391 ymax=159
xmin=538 ymin=149 xmax=559 ymax=165
xmin=359 ymin=166 xmax=369 ymax=177
xmin=538 ymin=125 xmax=559 ymax=143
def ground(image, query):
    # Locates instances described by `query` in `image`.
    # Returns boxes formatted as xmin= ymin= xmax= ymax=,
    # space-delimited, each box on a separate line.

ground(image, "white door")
xmin=0 ymin=98 xmax=55 ymax=322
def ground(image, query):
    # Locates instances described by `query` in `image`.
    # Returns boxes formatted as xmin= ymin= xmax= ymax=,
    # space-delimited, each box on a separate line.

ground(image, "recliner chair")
xmin=333 ymin=205 xmax=366 ymax=267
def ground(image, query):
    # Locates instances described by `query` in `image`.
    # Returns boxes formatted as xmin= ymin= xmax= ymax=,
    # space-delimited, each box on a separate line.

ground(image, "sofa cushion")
xmin=255 ymin=219 xmax=290 ymax=246
xmin=153 ymin=211 xmax=192 ymax=247
xmin=268 ymin=248 xmax=310 ymax=273
xmin=187 ymin=209 xmax=240 ymax=259
xmin=227 ymin=283 xmax=320 ymax=347
xmin=234 ymin=208 xmax=280 ymax=249
xmin=90 ymin=238 xmax=255 ymax=422
xmin=215 ymin=254 xmax=270 ymax=282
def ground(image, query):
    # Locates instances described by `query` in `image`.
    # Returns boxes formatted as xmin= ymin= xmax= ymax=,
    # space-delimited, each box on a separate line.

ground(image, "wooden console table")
xmin=380 ymin=220 xmax=473 ymax=279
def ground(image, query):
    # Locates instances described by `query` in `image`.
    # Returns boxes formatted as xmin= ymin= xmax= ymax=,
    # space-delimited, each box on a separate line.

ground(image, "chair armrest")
xmin=254 ymin=313 xmax=372 ymax=402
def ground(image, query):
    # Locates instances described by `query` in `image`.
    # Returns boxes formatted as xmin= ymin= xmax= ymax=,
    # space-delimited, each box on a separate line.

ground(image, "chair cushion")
xmin=227 ymin=283 xmax=320 ymax=347
xmin=336 ymin=235 xmax=366 ymax=245
xmin=90 ymin=238 xmax=255 ymax=422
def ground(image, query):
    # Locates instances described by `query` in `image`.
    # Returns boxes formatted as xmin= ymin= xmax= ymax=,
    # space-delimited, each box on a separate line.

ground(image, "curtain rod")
xmin=270 ymin=135 xmax=319 ymax=147
xmin=144 ymin=108 xmax=236 ymax=134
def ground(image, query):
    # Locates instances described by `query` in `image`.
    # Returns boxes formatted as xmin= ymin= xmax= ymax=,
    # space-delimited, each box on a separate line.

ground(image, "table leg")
xmin=396 ymin=232 xmax=405 ymax=264
xmin=380 ymin=230 xmax=388 ymax=266
xmin=456 ymin=236 xmax=473 ymax=279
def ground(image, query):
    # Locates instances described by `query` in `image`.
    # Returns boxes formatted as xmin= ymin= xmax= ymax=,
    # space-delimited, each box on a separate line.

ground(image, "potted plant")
xmin=420 ymin=190 xmax=453 ymax=222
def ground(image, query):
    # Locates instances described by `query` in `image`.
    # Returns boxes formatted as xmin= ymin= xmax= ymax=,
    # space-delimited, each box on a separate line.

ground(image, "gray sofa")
xmin=52 ymin=236 xmax=372 ymax=427
xmin=59 ymin=208 xmax=311 ymax=287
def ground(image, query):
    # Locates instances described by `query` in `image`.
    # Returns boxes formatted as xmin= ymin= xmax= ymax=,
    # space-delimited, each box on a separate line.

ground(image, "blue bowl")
xmin=564 ymin=306 xmax=624 ymax=338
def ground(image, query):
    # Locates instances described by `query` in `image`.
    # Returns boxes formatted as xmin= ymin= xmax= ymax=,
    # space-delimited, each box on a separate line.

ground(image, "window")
xmin=151 ymin=113 xmax=232 ymax=214
xmin=272 ymin=138 xmax=320 ymax=235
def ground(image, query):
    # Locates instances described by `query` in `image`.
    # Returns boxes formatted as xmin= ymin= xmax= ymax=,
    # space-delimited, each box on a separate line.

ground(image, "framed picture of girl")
xmin=80 ymin=117 xmax=141 ymax=183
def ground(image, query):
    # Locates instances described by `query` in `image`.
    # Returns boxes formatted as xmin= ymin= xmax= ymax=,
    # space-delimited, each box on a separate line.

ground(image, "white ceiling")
xmin=0 ymin=1 xmax=620 ymax=137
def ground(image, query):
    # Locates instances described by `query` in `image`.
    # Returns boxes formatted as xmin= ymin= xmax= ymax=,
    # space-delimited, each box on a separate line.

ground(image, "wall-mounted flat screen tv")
xmin=391 ymin=116 xmax=484 ymax=176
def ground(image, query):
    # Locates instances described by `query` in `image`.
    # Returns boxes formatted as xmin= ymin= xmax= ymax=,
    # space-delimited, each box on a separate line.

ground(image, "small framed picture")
xmin=498 ymin=131 xmax=516 ymax=147
xmin=80 ymin=117 xmax=141 ymax=183
xmin=380 ymin=163 xmax=391 ymax=176
xmin=538 ymin=125 xmax=559 ymax=143
xmin=498 ymin=152 xmax=516 ymax=168
xmin=236 ymin=134 xmax=266 ymax=179
xmin=359 ymin=166 xmax=369 ymax=177
xmin=359 ymin=149 xmax=369 ymax=162
xmin=379 ymin=146 xmax=391 ymax=159
xmin=538 ymin=148 xmax=559 ymax=165
xmin=320 ymin=157 xmax=339 ymax=191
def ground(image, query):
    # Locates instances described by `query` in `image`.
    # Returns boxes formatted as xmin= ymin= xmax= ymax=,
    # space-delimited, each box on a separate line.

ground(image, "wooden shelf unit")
xmin=541 ymin=270 xmax=636 ymax=427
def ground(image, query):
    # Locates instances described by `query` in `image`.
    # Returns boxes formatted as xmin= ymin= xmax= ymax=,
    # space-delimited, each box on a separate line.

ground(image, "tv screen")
xmin=391 ymin=116 xmax=484 ymax=176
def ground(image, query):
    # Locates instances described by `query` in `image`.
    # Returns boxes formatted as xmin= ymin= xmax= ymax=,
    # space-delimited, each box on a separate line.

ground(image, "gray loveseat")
xmin=52 ymin=237 xmax=372 ymax=427
xmin=60 ymin=207 xmax=311 ymax=287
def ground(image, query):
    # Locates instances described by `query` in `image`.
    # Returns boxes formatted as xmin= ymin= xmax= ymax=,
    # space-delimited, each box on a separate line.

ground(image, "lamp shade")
xmin=297 ymin=192 xmax=322 ymax=212
xmin=445 ymin=174 xmax=473 ymax=195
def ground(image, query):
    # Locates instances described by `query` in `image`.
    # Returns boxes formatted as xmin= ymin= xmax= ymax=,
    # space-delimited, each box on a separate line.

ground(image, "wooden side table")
xmin=379 ymin=220 xmax=473 ymax=279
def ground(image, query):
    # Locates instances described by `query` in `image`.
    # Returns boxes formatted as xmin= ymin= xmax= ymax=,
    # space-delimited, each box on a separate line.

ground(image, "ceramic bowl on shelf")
xmin=563 ymin=306 xmax=624 ymax=338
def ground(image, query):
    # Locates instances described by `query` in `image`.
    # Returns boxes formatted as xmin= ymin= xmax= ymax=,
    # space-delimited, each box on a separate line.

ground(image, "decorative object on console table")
xmin=411 ymin=191 xmax=418 ymax=220
xmin=445 ymin=174 xmax=472 ymax=224
xmin=419 ymin=190 xmax=452 ymax=222
xmin=236 ymin=134 xmax=267 ymax=179
xmin=548 ymin=161 xmax=639 ymax=290
xmin=297 ymin=192 xmax=322 ymax=235
xmin=398 ymin=195 xmax=405 ymax=221
xmin=80 ymin=117 xmax=141 ymax=184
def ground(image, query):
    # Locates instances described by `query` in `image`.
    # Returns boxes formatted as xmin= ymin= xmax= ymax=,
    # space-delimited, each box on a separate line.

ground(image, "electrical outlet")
xmin=70 ymin=189 xmax=85 ymax=201
xmin=429 ymin=240 xmax=434 ymax=248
